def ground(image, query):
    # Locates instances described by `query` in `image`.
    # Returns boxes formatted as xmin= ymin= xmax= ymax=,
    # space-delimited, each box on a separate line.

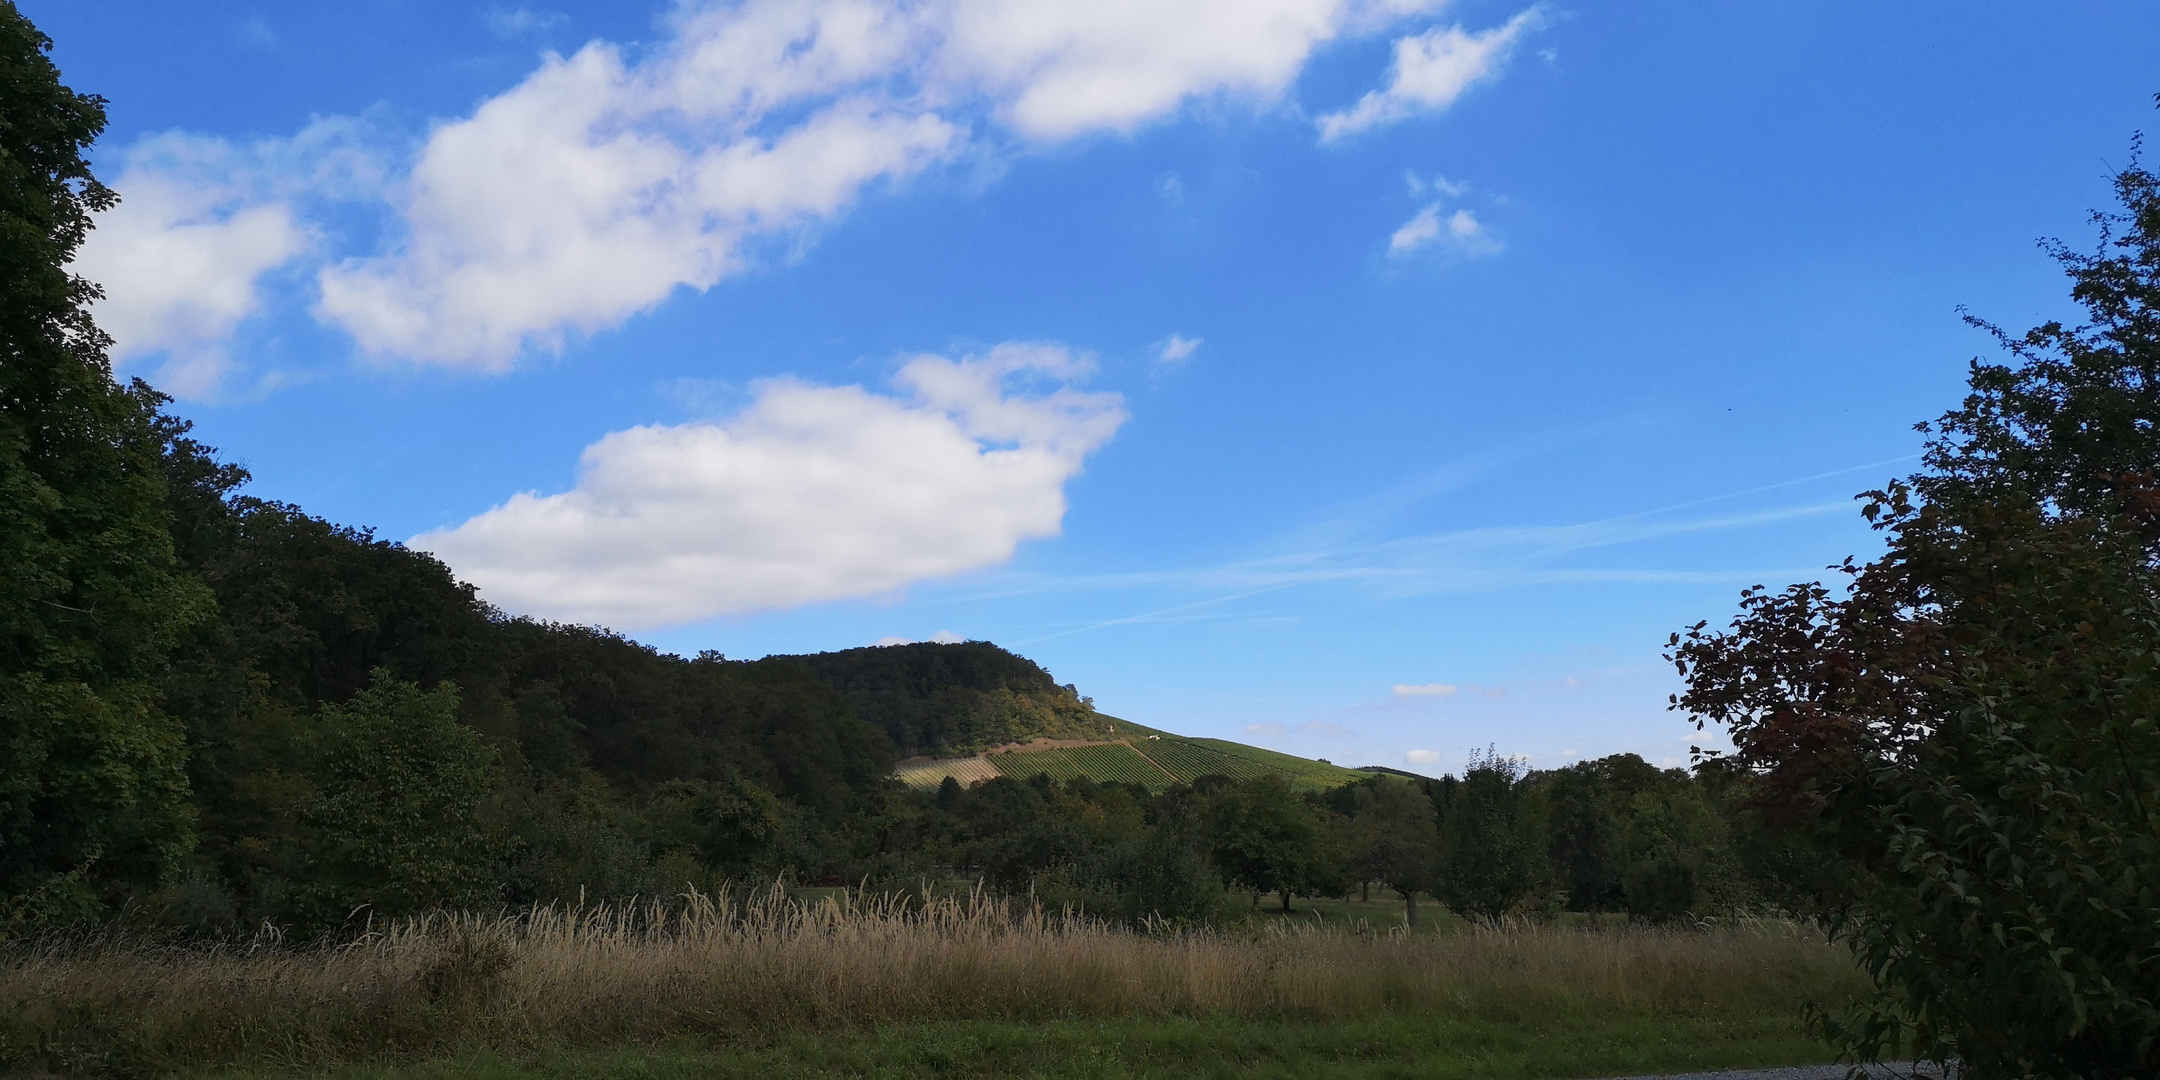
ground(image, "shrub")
xmin=289 ymin=671 xmax=503 ymax=933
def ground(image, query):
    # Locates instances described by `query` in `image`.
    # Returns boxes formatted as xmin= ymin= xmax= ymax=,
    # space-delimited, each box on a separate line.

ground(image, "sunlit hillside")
xmin=895 ymin=717 xmax=1373 ymax=792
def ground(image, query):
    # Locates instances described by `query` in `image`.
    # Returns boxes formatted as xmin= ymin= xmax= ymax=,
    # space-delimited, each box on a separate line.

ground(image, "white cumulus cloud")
xmin=96 ymin=0 xmax=1550 ymax=380
xmin=74 ymin=118 xmax=387 ymax=395
xmin=74 ymin=179 xmax=301 ymax=396
xmin=321 ymin=0 xmax=1450 ymax=366
xmin=413 ymin=342 xmax=1125 ymax=628
xmin=1405 ymin=748 xmax=1442 ymax=764
xmin=1318 ymin=6 xmax=1542 ymax=142
xmin=1393 ymin=682 xmax=1457 ymax=696
xmin=316 ymin=32 xmax=960 ymax=366
xmin=941 ymin=0 xmax=1432 ymax=139
xmin=72 ymin=134 xmax=315 ymax=395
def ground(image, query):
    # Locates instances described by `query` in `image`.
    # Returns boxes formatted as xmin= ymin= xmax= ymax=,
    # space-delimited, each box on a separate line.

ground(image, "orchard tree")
xmin=1435 ymin=748 xmax=1544 ymax=920
xmin=1343 ymin=777 xmax=1440 ymax=926
xmin=0 ymin=1 xmax=202 ymax=925
xmin=1202 ymin=775 xmax=1331 ymax=911
xmin=1671 ymin=139 xmax=2160 ymax=1078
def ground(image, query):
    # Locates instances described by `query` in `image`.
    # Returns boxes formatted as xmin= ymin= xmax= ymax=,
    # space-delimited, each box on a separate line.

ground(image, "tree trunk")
xmin=1281 ymin=890 xmax=1293 ymax=913
xmin=1403 ymin=890 xmax=1420 ymax=928
xmin=1361 ymin=880 xmax=1370 ymax=903
xmin=1252 ymin=891 xmax=1261 ymax=910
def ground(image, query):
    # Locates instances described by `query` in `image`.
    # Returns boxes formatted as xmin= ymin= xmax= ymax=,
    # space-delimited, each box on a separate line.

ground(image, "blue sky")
xmin=34 ymin=0 xmax=2160 ymax=772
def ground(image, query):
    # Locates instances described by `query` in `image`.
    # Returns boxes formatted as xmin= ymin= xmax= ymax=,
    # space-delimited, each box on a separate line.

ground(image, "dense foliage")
xmin=868 ymin=750 xmax=1781 ymax=928
xmin=1671 ymin=146 xmax=2160 ymax=1077
xmin=790 ymin=642 xmax=1109 ymax=757
xmin=0 ymin=4 xmax=203 ymax=925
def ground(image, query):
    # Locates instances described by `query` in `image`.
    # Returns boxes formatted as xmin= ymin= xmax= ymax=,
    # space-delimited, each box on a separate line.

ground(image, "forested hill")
xmin=33 ymin=401 xmax=1130 ymax=931
xmin=782 ymin=642 xmax=1112 ymax=757
xmin=118 ymin=417 xmax=901 ymax=931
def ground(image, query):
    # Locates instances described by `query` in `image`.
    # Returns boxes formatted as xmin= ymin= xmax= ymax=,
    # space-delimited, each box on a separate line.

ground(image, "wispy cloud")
xmin=1155 ymin=333 xmax=1203 ymax=365
xmin=237 ymin=16 xmax=276 ymax=49
xmin=1004 ymin=499 xmax=1852 ymax=606
xmin=1393 ymin=682 xmax=1457 ymax=697
xmin=977 ymin=456 xmax=1918 ymax=643
xmin=1389 ymin=203 xmax=1494 ymax=257
xmin=1319 ymin=7 xmax=1545 ymax=142
xmin=1404 ymin=172 xmax=1468 ymax=199
xmin=485 ymin=7 xmax=568 ymax=39
xmin=875 ymin=629 xmax=966 ymax=646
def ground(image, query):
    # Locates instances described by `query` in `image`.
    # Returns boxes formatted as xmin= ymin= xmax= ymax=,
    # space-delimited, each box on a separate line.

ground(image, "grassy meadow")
xmin=894 ymin=717 xmax=1374 ymax=793
xmin=1 ymin=886 xmax=1869 ymax=1080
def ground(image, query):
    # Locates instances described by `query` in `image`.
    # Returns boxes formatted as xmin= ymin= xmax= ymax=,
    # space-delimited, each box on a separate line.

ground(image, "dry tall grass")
xmin=0 ymin=886 xmax=1866 ymax=1076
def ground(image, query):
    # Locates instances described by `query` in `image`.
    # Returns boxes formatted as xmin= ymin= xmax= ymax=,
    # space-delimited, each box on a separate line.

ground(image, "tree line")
xmin=873 ymin=747 xmax=1803 ymax=929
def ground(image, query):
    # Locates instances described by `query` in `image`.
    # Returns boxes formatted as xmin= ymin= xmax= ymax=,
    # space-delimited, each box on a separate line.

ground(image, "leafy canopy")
xmin=1671 ymin=132 xmax=2160 ymax=1079
xmin=0 ymin=0 xmax=202 ymax=923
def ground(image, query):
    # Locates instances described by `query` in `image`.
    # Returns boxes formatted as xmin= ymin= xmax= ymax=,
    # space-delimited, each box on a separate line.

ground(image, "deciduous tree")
xmin=292 ymin=672 xmax=503 ymax=931
xmin=1344 ymin=777 xmax=1440 ymax=926
xmin=1671 ymin=141 xmax=2160 ymax=1078
xmin=0 ymin=1 xmax=202 ymax=924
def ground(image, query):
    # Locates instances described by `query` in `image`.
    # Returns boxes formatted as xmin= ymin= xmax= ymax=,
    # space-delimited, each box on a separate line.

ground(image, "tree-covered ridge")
xmin=784 ymin=641 xmax=1112 ymax=757
xmin=145 ymin=442 xmax=903 ymax=932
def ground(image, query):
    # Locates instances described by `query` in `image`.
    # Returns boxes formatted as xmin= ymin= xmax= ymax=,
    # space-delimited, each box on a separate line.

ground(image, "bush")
xmin=290 ymin=671 xmax=504 ymax=933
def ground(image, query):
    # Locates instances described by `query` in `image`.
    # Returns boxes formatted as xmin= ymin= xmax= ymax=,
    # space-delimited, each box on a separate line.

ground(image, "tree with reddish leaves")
xmin=1671 ymin=130 xmax=2160 ymax=1079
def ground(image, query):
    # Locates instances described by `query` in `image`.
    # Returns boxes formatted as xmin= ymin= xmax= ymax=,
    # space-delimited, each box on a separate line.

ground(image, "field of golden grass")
xmin=0 ymin=887 xmax=1869 ymax=1078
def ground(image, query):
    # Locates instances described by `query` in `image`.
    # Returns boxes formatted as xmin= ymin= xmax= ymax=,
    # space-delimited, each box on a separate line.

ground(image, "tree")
xmin=292 ymin=671 xmax=503 ymax=932
xmin=1202 ymin=775 xmax=1330 ymax=911
xmin=1677 ymin=496 xmax=2160 ymax=1076
xmin=1435 ymin=748 xmax=1545 ymax=920
xmin=1617 ymin=781 xmax=1728 ymax=923
xmin=0 ymin=2 xmax=203 ymax=925
xmin=1670 ymin=140 xmax=2160 ymax=1078
xmin=1915 ymin=137 xmax=2160 ymax=529
xmin=1537 ymin=762 xmax=1622 ymax=913
xmin=645 ymin=775 xmax=787 ymax=881
xmin=1344 ymin=777 xmax=1440 ymax=926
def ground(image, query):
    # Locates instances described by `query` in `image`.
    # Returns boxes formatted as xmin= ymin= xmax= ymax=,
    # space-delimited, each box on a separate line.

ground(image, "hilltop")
xmin=779 ymin=641 xmax=1112 ymax=757
xmin=892 ymin=717 xmax=1369 ymax=793
xmin=771 ymin=641 xmax=1371 ymax=792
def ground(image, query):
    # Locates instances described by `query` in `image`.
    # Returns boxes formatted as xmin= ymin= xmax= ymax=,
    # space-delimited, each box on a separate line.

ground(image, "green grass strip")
xmin=207 ymin=1012 xmax=1837 ymax=1080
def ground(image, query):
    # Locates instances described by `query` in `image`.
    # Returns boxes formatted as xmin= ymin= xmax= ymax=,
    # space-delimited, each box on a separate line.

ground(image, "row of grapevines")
xmin=1131 ymin=739 xmax=1276 ymax=783
xmin=895 ymin=757 xmax=1002 ymax=790
xmin=1184 ymin=737 xmax=1369 ymax=787
xmin=990 ymin=743 xmax=1174 ymax=789
xmin=1060 ymin=743 xmax=1176 ymax=786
